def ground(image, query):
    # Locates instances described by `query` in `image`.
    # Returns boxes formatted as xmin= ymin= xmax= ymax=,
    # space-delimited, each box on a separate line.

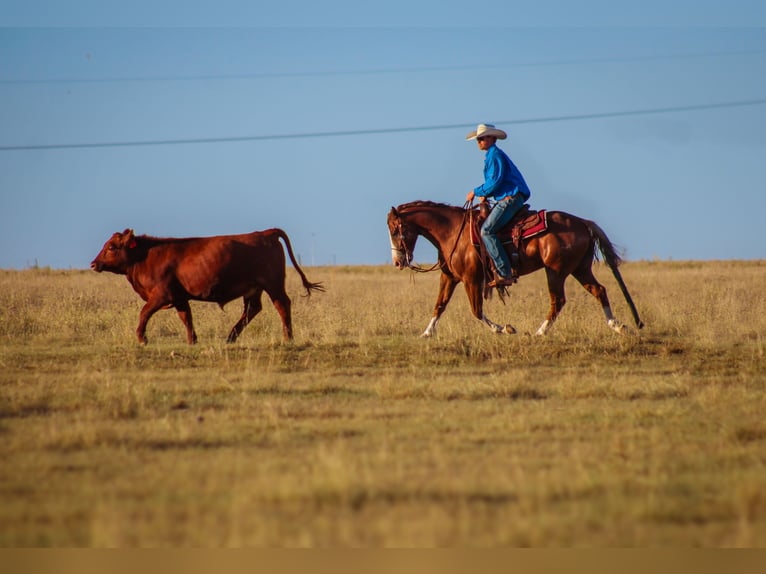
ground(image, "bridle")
xmin=391 ymin=219 xmax=431 ymax=272
xmin=390 ymin=201 xmax=473 ymax=274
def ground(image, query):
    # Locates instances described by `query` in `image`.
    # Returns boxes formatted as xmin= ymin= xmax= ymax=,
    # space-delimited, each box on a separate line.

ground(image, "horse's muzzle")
xmin=391 ymin=252 xmax=410 ymax=270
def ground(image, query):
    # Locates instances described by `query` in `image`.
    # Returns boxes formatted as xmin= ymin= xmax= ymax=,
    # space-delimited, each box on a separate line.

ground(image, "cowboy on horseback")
xmin=465 ymin=123 xmax=531 ymax=288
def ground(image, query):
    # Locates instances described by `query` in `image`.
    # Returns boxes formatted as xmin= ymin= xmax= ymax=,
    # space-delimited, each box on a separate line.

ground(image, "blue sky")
xmin=2 ymin=2 xmax=766 ymax=268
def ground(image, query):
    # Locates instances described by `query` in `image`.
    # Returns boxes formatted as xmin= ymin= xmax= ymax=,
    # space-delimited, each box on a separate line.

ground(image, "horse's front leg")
xmin=535 ymin=268 xmax=567 ymax=336
xmin=464 ymin=276 xmax=516 ymax=335
xmin=482 ymin=314 xmax=516 ymax=334
xmin=422 ymin=272 xmax=457 ymax=337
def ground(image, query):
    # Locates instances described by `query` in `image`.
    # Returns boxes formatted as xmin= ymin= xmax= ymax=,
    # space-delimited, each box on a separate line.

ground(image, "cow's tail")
xmin=585 ymin=220 xmax=644 ymax=329
xmin=273 ymin=228 xmax=325 ymax=296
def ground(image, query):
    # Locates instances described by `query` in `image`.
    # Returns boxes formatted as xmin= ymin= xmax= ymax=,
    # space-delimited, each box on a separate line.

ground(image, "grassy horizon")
xmin=1 ymin=261 xmax=765 ymax=546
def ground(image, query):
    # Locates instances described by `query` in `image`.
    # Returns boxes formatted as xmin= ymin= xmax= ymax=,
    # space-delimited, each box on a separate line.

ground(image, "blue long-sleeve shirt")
xmin=473 ymin=144 xmax=531 ymax=202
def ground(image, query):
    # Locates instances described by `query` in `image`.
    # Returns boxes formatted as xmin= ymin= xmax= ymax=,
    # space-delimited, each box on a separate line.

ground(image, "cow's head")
xmin=90 ymin=229 xmax=139 ymax=274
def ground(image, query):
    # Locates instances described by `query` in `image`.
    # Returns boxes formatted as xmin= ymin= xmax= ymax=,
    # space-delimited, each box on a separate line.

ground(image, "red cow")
xmin=91 ymin=228 xmax=324 ymax=345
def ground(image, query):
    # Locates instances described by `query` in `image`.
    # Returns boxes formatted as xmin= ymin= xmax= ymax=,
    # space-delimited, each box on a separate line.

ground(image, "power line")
xmin=2 ymin=48 xmax=765 ymax=86
xmin=2 ymin=97 xmax=765 ymax=152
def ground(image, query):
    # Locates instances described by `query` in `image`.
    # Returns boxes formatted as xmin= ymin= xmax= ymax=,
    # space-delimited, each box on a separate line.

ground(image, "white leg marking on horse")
xmin=608 ymin=318 xmax=626 ymax=333
xmin=421 ymin=316 xmax=439 ymax=338
xmin=535 ymin=320 xmax=551 ymax=336
xmin=603 ymin=306 xmax=626 ymax=333
xmin=481 ymin=314 xmax=505 ymax=334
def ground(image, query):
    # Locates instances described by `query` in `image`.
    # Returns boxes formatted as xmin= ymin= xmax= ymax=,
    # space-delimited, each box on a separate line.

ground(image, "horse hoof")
xmin=608 ymin=319 xmax=626 ymax=334
xmin=503 ymin=325 xmax=517 ymax=335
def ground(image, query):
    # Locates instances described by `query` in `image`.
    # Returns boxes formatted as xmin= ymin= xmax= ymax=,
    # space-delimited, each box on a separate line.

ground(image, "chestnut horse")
xmin=387 ymin=201 xmax=643 ymax=336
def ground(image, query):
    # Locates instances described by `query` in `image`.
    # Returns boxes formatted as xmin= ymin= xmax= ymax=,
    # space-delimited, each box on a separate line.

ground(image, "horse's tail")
xmin=585 ymin=220 xmax=644 ymax=329
xmin=272 ymin=228 xmax=325 ymax=296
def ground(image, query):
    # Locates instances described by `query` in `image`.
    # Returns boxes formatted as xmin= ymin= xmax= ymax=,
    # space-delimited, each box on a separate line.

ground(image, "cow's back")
xmin=135 ymin=232 xmax=286 ymax=305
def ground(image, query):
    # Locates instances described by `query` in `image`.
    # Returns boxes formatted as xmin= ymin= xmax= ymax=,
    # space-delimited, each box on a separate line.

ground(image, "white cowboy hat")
xmin=465 ymin=123 xmax=507 ymax=141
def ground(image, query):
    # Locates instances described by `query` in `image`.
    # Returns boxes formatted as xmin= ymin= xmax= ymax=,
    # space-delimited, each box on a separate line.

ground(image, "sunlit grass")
xmin=0 ymin=261 xmax=765 ymax=546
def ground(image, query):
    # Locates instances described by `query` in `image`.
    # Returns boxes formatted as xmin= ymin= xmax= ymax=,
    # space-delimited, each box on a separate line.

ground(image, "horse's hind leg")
xmin=572 ymin=263 xmax=625 ymax=333
xmin=536 ymin=268 xmax=567 ymax=336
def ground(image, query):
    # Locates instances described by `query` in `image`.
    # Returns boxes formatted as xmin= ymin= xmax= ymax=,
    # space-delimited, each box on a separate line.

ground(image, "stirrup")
xmin=488 ymin=274 xmax=517 ymax=288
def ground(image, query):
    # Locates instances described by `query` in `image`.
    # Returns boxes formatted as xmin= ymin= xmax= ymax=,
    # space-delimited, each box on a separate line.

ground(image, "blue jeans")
xmin=481 ymin=195 xmax=526 ymax=278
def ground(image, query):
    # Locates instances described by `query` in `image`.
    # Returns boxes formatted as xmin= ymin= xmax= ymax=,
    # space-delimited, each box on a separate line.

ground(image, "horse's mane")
xmin=396 ymin=200 xmax=465 ymax=213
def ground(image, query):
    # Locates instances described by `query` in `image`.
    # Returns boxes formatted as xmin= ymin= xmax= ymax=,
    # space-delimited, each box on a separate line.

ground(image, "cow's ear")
xmin=124 ymin=229 xmax=137 ymax=249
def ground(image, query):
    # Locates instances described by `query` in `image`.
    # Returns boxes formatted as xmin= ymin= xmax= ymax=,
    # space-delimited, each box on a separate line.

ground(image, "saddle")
xmin=470 ymin=203 xmax=548 ymax=280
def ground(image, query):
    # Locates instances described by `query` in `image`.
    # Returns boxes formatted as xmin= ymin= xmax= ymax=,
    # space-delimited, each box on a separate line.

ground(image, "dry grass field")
xmin=0 ymin=260 xmax=765 ymax=547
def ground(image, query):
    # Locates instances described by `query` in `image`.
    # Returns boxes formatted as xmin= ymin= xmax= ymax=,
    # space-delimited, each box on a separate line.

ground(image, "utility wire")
xmin=2 ymin=49 xmax=765 ymax=86
xmin=2 ymin=97 xmax=766 ymax=152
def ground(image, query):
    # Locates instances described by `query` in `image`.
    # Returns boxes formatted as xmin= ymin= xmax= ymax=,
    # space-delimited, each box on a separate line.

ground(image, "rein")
xmin=393 ymin=220 xmax=440 ymax=273
xmin=397 ymin=201 xmax=473 ymax=274
xmin=407 ymin=260 xmax=442 ymax=274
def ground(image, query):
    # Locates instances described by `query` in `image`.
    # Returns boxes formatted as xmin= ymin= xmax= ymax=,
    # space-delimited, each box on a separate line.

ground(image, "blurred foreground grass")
xmin=0 ymin=261 xmax=765 ymax=546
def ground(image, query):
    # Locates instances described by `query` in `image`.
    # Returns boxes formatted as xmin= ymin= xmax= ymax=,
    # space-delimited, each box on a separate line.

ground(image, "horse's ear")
xmin=390 ymin=206 xmax=399 ymax=217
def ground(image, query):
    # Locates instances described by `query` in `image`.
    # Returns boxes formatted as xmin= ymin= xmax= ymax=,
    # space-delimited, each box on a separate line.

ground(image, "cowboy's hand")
xmin=466 ymin=190 xmax=475 ymax=202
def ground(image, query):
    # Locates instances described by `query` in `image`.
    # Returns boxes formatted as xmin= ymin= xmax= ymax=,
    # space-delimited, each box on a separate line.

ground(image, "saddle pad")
xmin=471 ymin=209 xmax=548 ymax=245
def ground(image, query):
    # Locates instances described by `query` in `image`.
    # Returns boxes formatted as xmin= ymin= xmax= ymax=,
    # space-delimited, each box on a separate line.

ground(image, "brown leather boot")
xmin=488 ymin=273 xmax=517 ymax=288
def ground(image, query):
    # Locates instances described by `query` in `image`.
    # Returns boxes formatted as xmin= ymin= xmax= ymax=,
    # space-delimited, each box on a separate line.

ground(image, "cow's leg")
xmin=227 ymin=291 xmax=263 ymax=343
xmin=422 ymin=272 xmax=457 ymax=338
xmin=265 ymin=287 xmax=293 ymax=341
xmin=175 ymin=300 xmax=198 ymax=344
xmin=136 ymin=299 xmax=168 ymax=345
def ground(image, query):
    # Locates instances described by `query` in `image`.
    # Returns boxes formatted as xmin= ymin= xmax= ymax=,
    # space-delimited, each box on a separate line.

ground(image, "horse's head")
xmin=387 ymin=206 xmax=418 ymax=270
